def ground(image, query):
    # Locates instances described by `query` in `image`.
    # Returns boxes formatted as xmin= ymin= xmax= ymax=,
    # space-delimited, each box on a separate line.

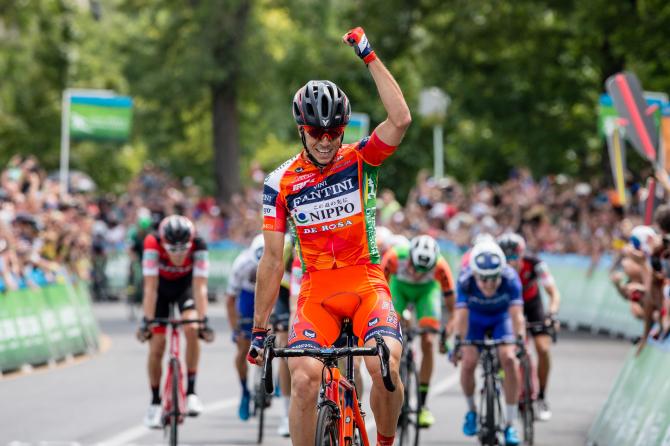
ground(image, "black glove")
xmin=198 ymin=317 xmax=215 ymax=343
xmin=247 ymin=328 xmax=269 ymax=365
xmin=515 ymin=335 xmax=526 ymax=357
xmin=136 ymin=317 xmax=152 ymax=342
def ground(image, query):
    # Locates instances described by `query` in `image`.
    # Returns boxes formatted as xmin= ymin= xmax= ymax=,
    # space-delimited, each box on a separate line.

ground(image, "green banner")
xmin=589 ymin=343 xmax=670 ymax=445
xmin=208 ymin=245 xmax=245 ymax=292
xmin=0 ymin=293 xmax=22 ymax=371
xmin=70 ymin=95 xmax=133 ymax=141
xmin=16 ymin=289 xmax=52 ymax=365
xmin=0 ymin=280 xmax=100 ymax=372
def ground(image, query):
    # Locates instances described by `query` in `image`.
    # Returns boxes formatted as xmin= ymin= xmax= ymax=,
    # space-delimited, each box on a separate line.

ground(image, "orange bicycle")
xmin=262 ymin=318 xmax=396 ymax=445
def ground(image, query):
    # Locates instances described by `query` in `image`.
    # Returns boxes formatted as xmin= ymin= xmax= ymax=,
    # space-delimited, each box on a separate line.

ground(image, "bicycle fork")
xmin=323 ymin=367 xmax=370 ymax=446
xmin=164 ymin=328 xmax=186 ymax=425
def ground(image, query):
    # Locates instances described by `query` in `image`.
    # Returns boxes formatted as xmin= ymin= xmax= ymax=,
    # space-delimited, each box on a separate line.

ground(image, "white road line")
xmin=97 ymin=398 xmax=237 ymax=446
xmin=99 ymin=371 xmax=460 ymax=445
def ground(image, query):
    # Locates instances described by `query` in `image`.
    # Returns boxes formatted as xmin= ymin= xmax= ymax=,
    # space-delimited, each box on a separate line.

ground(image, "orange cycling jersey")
xmin=263 ymin=131 xmax=396 ymax=272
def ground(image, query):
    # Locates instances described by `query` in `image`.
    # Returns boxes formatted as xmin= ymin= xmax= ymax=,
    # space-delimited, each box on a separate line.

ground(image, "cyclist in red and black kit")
xmin=136 ymin=215 xmax=214 ymax=428
xmin=497 ymin=233 xmax=560 ymax=422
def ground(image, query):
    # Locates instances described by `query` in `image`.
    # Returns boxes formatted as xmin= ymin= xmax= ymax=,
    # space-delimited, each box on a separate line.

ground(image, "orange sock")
xmin=377 ymin=432 xmax=395 ymax=446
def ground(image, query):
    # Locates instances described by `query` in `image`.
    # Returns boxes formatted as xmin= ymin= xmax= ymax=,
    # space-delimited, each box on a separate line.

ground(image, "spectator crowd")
xmin=5 ymin=152 xmax=670 ymax=346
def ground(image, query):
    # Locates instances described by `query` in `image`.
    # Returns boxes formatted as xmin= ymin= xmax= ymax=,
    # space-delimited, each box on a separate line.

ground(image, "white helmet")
xmin=376 ymin=226 xmax=393 ymax=249
xmin=630 ymin=225 xmax=656 ymax=255
xmin=250 ymin=234 xmax=265 ymax=263
xmin=389 ymin=234 xmax=410 ymax=249
xmin=469 ymin=240 xmax=506 ymax=277
xmin=410 ymin=235 xmax=440 ymax=272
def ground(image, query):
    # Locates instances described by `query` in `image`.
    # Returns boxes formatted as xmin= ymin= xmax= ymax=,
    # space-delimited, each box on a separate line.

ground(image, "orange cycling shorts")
xmin=287 ymin=264 xmax=402 ymax=348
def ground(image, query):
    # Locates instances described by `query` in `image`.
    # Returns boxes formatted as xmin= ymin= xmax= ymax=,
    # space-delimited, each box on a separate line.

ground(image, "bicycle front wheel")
xmin=397 ymin=356 xmax=420 ymax=446
xmin=481 ymin=373 xmax=498 ymax=446
xmin=315 ymin=402 xmax=339 ymax=446
xmin=255 ymin=380 xmax=266 ymax=444
xmin=169 ymin=357 xmax=180 ymax=446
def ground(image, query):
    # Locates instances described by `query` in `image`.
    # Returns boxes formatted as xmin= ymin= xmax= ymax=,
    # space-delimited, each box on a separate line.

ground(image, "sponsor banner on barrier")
xmin=0 ymin=279 xmax=100 ymax=372
xmin=589 ymin=343 xmax=670 ymax=445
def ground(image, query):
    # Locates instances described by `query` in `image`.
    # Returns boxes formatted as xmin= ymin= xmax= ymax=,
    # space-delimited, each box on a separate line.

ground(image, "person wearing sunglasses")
xmin=381 ymin=234 xmax=455 ymax=428
xmin=451 ymin=240 xmax=525 ymax=446
xmin=136 ymin=215 xmax=214 ymax=428
xmin=249 ymin=26 xmax=411 ymax=446
xmin=497 ymin=232 xmax=560 ymax=422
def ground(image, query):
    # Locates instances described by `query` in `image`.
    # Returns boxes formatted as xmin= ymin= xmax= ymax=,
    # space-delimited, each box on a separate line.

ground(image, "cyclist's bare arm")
xmin=253 ymin=231 xmax=285 ymax=329
xmin=510 ymin=305 xmax=525 ymax=339
xmin=454 ymin=307 xmax=468 ymax=339
xmin=193 ymin=276 xmax=208 ymax=318
xmin=444 ymin=292 xmax=456 ymax=334
xmin=543 ymin=282 xmax=561 ymax=315
xmin=225 ymin=293 xmax=238 ymax=332
xmin=367 ymin=59 xmax=411 ymax=147
xmin=437 ymin=260 xmax=456 ymax=332
xmin=142 ymin=275 xmax=158 ymax=320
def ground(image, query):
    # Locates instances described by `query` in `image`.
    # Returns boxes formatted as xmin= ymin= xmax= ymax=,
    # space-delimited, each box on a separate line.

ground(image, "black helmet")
xmin=292 ymin=80 xmax=351 ymax=128
xmin=159 ymin=215 xmax=194 ymax=247
xmin=496 ymin=233 xmax=526 ymax=259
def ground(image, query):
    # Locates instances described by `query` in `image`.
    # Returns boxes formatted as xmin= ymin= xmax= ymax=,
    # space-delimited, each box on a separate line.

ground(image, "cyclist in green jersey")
xmin=382 ymin=235 xmax=455 ymax=427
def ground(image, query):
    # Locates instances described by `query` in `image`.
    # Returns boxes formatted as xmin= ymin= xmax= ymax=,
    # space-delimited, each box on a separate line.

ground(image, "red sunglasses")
xmin=302 ymin=125 xmax=345 ymax=140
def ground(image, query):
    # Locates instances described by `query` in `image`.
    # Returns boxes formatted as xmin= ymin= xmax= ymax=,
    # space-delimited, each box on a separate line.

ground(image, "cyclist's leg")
xmin=236 ymin=289 xmax=255 ymax=405
xmin=177 ymin=279 xmax=200 ymax=396
xmin=461 ymin=317 xmax=483 ymax=422
xmin=494 ymin=316 xmax=520 ymax=429
xmin=355 ymin=265 xmax=403 ymax=442
xmin=287 ymin=356 xmax=324 ymax=446
xmin=460 ymin=344 xmax=480 ymax=436
xmin=148 ymin=279 xmax=171 ymax=404
xmin=287 ymin=292 xmax=341 ymax=446
xmin=525 ymin=297 xmax=550 ymax=400
xmin=148 ymin=334 xmax=167 ymax=402
xmin=533 ymin=334 xmax=551 ymax=398
xmin=415 ymin=282 xmax=442 ymax=411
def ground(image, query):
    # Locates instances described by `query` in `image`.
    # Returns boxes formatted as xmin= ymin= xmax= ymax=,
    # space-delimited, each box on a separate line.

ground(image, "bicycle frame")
xmin=163 ymin=323 xmax=186 ymax=426
xmin=321 ymin=363 xmax=370 ymax=445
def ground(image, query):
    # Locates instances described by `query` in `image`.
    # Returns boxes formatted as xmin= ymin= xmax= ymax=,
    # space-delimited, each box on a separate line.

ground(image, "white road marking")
xmin=63 ymin=369 xmax=461 ymax=445
xmin=97 ymin=398 xmax=237 ymax=446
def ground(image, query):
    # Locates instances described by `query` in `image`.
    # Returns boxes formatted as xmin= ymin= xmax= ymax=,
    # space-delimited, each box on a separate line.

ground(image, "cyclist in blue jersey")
xmin=451 ymin=240 xmax=525 ymax=446
xmin=226 ymin=234 xmax=265 ymax=421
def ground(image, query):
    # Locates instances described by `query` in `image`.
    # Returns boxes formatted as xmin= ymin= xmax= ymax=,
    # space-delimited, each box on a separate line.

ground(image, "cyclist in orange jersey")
xmin=247 ymin=27 xmax=411 ymax=446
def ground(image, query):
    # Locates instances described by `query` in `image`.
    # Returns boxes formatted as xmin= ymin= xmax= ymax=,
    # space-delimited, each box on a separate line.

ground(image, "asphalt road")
xmin=1 ymin=301 xmax=632 ymax=446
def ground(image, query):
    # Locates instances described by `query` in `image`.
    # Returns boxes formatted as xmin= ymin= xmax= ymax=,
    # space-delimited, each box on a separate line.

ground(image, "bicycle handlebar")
xmin=146 ymin=318 xmax=207 ymax=326
xmin=261 ymin=334 xmax=396 ymax=394
xmin=525 ymin=320 xmax=558 ymax=343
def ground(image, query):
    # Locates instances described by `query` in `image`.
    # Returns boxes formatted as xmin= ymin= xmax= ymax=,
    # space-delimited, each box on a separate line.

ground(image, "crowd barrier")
xmin=588 ymin=336 xmax=670 ymax=445
xmin=0 ymin=278 xmax=100 ymax=373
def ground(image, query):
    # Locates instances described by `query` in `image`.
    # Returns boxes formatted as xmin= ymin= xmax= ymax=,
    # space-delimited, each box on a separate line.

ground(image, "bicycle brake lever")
xmin=374 ymin=334 xmax=396 ymax=392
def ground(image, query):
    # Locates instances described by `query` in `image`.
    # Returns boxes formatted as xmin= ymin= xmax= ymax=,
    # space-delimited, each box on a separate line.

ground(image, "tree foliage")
xmin=1 ymin=0 xmax=670 ymax=199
